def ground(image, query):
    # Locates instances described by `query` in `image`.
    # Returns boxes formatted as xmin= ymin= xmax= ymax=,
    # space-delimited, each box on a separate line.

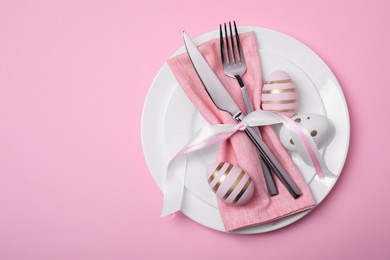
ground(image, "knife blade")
xmin=183 ymin=31 xmax=301 ymax=198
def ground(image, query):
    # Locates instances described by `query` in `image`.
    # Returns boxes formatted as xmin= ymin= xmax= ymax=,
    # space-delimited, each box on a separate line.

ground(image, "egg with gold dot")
xmin=279 ymin=113 xmax=333 ymax=153
xmin=261 ymin=70 xmax=298 ymax=117
xmin=206 ymin=162 xmax=254 ymax=206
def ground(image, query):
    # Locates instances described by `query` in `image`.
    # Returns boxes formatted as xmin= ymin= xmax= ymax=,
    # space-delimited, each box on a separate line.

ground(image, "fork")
xmin=220 ymin=21 xmax=278 ymax=196
xmin=220 ymin=21 xmax=253 ymax=115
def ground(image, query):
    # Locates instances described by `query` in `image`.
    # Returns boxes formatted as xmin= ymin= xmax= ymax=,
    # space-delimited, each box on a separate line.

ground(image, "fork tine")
xmin=219 ymin=24 xmax=226 ymax=64
xmin=224 ymin=23 xmax=232 ymax=64
xmin=233 ymin=21 xmax=243 ymax=62
xmin=229 ymin=22 xmax=236 ymax=64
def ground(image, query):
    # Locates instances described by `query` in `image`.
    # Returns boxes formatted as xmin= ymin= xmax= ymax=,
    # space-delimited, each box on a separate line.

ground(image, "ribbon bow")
xmin=161 ymin=110 xmax=333 ymax=217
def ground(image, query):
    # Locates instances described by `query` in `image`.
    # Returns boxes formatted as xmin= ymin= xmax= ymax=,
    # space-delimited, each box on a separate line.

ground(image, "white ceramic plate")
xmin=141 ymin=27 xmax=350 ymax=234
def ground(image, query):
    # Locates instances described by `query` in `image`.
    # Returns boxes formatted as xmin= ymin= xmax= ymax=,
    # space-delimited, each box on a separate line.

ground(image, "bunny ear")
xmin=323 ymin=169 xmax=338 ymax=179
xmin=291 ymin=152 xmax=337 ymax=183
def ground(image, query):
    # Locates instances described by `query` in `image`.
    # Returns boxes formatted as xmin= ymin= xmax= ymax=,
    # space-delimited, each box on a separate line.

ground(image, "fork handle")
xmin=234 ymin=75 xmax=252 ymax=115
xmin=241 ymin=86 xmax=253 ymax=116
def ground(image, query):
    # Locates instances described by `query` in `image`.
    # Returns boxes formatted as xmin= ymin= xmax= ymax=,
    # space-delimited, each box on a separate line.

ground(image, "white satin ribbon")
xmin=161 ymin=110 xmax=333 ymax=217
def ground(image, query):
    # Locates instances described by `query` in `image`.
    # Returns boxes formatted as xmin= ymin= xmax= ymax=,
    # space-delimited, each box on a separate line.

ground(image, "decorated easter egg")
xmin=261 ymin=70 xmax=298 ymax=117
xmin=279 ymin=113 xmax=333 ymax=152
xmin=206 ymin=162 xmax=254 ymax=206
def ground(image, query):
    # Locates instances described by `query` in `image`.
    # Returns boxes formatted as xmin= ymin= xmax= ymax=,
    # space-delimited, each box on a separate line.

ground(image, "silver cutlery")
xmin=183 ymin=31 xmax=301 ymax=199
xmin=220 ymin=21 xmax=278 ymax=196
xmin=220 ymin=21 xmax=252 ymax=114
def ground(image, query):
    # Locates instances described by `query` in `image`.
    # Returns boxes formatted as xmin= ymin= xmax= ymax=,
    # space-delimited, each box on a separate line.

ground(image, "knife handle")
xmin=239 ymin=85 xmax=278 ymax=196
xmin=260 ymin=155 xmax=278 ymax=196
xmin=236 ymin=116 xmax=301 ymax=198
xmin=249 ymin=126 xmax=278 ymax=197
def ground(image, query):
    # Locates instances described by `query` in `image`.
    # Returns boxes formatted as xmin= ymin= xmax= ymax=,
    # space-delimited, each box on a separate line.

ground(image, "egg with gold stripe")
xmin=206 ymin=162 xmax=254 ymax=206
xmin=261 ymin=70 xmax=298 ymax=117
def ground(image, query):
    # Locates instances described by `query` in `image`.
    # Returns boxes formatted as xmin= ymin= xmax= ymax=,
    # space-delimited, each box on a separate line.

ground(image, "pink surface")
xmin=0 ymin=0 xmax=389 ymax=259
xmin=167 ymin=32 xmax=315 ymax=231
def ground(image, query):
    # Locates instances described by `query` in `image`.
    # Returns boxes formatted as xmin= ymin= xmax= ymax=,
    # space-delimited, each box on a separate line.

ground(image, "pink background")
xmin=0 ymin=0 xmax=389 ymax=259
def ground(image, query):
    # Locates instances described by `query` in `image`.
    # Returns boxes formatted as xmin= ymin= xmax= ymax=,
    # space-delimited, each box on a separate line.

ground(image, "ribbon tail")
xmin=161 ymin=123 xmax=239 ymax=217
xmin=300 ymin=129 xmax=336 ymax=179
xmin=161 ymin=154 xmax=187 ymax=217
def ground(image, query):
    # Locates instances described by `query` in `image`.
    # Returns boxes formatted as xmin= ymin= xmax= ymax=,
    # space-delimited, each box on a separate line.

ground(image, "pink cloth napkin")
xmin=167 ymin=32 xmax=315 ymax=231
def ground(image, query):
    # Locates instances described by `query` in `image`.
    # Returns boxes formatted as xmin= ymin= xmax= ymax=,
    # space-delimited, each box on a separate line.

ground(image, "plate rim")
xmin=141 ymin=26 xmax=350 ymax=233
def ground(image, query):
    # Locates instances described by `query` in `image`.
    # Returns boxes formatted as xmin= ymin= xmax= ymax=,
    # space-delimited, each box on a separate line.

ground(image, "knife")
xmin=183 ymin=31 xmax=301 ymax=198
